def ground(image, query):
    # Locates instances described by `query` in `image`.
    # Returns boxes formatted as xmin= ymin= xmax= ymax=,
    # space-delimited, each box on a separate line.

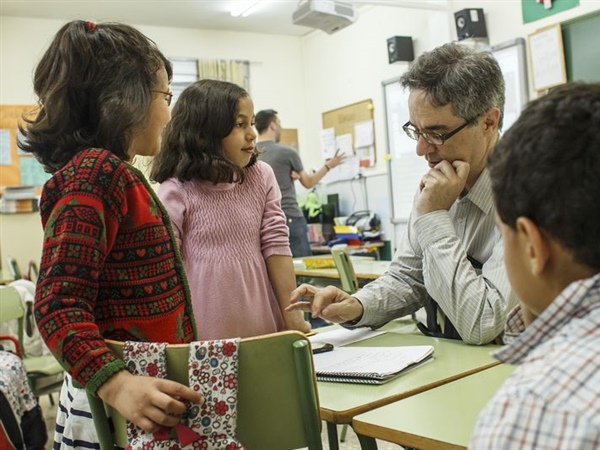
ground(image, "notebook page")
xmin=308 ymin=327 xmax=385 ymax=347
xmin=312 ymin=345 xmax=434 ymax=378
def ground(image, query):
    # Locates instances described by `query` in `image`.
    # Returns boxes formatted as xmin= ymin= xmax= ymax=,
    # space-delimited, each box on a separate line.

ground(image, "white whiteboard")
xmin=491 ymin=38 xmax=529 ymax=132
xmin=382 ymin=77 xmax=426 ymax=223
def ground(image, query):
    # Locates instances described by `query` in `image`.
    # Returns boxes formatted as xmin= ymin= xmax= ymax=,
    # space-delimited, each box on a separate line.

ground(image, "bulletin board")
xmin=522 ymin=0 xmax=579 ymax=24
xmin=528 ymin=24 xmax=567 ymax=92
xmin=0 ymin=105 xmax=49 ymax=187
xmin=322 ymin=99 xmax=376 ymax=167
xmin=280 ymin=128 xmax=299 ymax=151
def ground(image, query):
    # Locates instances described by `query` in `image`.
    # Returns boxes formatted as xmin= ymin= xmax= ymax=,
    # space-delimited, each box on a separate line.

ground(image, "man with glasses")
xmin=287 ymin=42 xmax=516 ymax=345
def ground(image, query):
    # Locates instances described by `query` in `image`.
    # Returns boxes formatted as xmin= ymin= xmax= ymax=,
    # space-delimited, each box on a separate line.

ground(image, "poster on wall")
xmin=522 ymin=0 xmax=579 ymax=24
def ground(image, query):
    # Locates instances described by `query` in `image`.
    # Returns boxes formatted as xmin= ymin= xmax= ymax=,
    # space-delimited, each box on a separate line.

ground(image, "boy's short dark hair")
xmin=488 ymin=82 xmax=600 ymax=270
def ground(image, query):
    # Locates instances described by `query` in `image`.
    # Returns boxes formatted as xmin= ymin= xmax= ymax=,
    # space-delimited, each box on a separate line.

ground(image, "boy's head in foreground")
xmin=488 ymin=82 xmax=600 ymax=314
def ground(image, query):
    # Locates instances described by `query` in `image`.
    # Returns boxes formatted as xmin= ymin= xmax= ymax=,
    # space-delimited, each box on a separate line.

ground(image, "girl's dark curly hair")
xmin=18 ymin=20 xmax=172 ymax=172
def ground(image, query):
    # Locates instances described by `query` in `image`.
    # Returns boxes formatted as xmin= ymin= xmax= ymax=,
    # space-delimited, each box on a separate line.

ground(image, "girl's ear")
xmin=516 ymin=216 xmax=550 ymax=276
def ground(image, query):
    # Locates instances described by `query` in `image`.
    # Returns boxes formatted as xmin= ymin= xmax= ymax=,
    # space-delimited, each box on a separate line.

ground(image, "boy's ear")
xmin=516 ymin=217 xmax=550 ymax=276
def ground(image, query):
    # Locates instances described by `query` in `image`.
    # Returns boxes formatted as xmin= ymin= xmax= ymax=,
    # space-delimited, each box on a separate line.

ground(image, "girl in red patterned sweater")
xmin=18 ymin=20 xmax=202 ymax=448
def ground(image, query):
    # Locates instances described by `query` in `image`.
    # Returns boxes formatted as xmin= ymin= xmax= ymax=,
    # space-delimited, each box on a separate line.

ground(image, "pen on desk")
xmin=312 ymin=342 xmax=334 ymax=354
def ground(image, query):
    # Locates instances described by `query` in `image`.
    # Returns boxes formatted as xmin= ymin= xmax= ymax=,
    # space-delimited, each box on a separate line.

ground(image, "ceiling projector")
xmin=292 ymin=0 xmax=357 ymax=34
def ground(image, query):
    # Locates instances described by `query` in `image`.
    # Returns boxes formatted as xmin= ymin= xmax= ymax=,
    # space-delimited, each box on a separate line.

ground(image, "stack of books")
xmin=0 ymin=185 xmax=39 ymax=213
xmin=333 ymin=225 xmax=362 ymax=245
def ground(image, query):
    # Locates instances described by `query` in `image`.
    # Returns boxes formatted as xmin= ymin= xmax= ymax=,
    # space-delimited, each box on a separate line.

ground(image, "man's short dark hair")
xmin=255 ymin=109 xmax=278 ymax=134
xmin=488 ymin=82 xmax=600 ymax=270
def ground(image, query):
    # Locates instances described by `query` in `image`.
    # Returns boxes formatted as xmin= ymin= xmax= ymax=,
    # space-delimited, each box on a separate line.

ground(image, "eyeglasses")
xmin=402 ymin=117 xmax=477 ymax=145
xmin=153 ymin=90 xmax=173 ymax=107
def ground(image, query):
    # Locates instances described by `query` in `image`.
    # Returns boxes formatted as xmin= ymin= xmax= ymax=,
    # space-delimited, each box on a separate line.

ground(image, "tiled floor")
xmin=39 ymin=394 xmax=400 ymax=449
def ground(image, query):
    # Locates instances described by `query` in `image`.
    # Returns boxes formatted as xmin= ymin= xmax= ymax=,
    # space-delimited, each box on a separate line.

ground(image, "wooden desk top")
xmin=316 ymin=321 xmax=501 ymax=425
xmin=352 ymin=363 xmax=515 ymax=450
xmin=294 ymin=257 xmax=391 ymax=280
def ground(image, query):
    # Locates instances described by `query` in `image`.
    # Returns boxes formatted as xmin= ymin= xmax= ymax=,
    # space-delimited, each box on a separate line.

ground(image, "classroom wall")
xmin=298 ymin=0 xmax=600 ymax=249
xmin=0 ymin=15 xmax=308 ymax=268
xmin=2 ymin=1 xmax=600 ymax=264
xmin=0 ymin=16 xmax=308 ymax=141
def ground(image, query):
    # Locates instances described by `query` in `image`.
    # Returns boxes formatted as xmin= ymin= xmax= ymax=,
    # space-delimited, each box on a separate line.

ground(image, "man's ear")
xmin=482 ymin=107 xmax=501 ymax=132
xmin=516 ymin=216 xmax=550 ymax=276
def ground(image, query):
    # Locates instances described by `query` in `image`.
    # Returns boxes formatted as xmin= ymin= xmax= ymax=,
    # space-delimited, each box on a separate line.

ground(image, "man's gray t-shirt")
xmin=258 ymin=140 xmax=304 ymax=218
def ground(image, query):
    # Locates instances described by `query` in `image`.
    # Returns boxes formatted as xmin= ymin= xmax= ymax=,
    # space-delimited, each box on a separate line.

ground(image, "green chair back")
xmin=331 ymin=249 xmax=358 ymax=294
xmin=88 ymin=331 xmax=323 ymax=450
xmin=0 ymin=286 xmax=64 ymax=400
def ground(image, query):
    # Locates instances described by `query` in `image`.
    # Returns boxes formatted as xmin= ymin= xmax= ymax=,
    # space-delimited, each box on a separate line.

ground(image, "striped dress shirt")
xmin=469 ymin=273 xmax=600 ymax=449
xmin=351 ymin=169 xmax=517 ymax=344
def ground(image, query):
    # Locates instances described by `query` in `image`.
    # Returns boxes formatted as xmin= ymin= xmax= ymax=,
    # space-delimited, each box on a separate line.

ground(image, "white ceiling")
xmin=0 ymin=1 xmax=451 ymax=37
xmin=0 ymin=0 xmax=318 ymax=37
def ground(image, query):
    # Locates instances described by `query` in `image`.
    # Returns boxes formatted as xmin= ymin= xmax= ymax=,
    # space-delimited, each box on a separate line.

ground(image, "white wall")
xmin=2 ymin=1 xmax=600 ymax=261
xmin=0 ymin=16 xmax=307 ymax=137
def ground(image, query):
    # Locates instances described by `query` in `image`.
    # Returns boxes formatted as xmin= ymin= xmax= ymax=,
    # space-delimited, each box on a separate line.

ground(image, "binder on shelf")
xmin=0 ymin=185 xmax=40 ymax=213
xmin=312 ymin=345 xmax=434 ymax=385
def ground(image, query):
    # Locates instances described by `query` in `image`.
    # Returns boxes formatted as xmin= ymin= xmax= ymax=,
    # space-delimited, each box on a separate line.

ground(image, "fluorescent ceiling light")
xmin=230 ymin=0 xmax=264 ymax=17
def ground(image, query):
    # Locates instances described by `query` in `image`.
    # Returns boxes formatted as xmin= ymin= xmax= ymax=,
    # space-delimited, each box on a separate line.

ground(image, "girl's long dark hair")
xmin=151 ymin=79 xmax=258 ymax=184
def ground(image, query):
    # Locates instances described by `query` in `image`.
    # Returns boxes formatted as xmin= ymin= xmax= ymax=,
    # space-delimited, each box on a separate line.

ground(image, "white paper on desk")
xmin=309 ymin=327 xmax=385 ymax=347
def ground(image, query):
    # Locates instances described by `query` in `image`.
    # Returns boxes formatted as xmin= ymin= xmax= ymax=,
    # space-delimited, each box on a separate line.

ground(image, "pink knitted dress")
xmin=157 ymin=161 xmax=291 ymax=339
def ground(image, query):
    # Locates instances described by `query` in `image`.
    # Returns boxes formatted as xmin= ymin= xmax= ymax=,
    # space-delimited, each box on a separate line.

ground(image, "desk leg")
xmin=327 ymin=422 xmax=340 ymax=450
xmin=357 ymin=433 xmax=379 ymax=450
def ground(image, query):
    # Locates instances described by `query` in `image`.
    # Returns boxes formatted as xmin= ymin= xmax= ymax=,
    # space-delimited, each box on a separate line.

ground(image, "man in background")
xmin=256 ymin=109 xmax=345 ymax=257
xmin=287 ymin=42 xmax=516 ymax=345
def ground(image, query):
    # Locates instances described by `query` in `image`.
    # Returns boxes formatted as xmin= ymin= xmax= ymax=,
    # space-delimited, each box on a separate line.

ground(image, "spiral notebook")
xmin=312 ymin=345 xmax=434 ymax=385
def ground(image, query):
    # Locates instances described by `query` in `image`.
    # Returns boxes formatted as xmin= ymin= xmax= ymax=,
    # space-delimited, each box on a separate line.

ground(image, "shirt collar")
xmin=461 ymin=168 xmax=494 ymax=215
xmin=494 ymin=273 xmax=600 ymax=364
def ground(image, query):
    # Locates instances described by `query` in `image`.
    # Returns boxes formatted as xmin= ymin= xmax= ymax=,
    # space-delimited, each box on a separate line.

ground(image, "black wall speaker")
xmin=387 ymin=36 xmax=414 ymax=64
xmin=454 ymin=8 xmax=488 ymax=40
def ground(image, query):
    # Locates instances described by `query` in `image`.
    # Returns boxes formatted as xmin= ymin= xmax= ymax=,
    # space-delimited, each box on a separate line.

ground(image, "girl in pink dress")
xmin=151 ymin=79 xmax=310 ymax=339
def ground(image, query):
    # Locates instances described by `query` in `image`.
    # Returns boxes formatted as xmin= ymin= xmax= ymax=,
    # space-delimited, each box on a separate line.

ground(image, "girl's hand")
xmin=97 ymin=370 xmax=204 ymax=432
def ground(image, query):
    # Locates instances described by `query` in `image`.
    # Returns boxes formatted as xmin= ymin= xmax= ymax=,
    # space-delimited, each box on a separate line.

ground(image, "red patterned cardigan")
xmin=34 ymin=148 xmax=197 ymax=394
